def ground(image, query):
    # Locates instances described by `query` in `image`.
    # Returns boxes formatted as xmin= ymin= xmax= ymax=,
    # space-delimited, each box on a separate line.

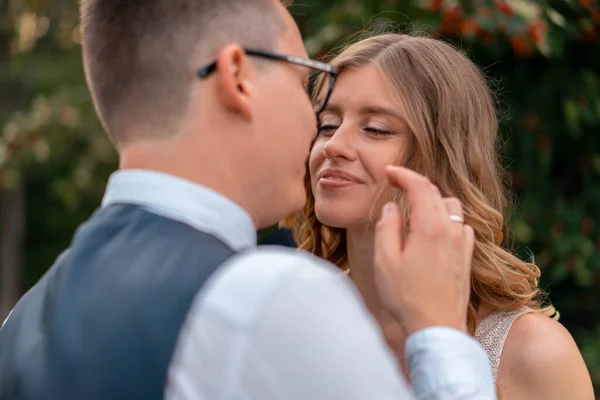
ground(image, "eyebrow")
xmin=323 ymin=104 xmax=404 ymax=120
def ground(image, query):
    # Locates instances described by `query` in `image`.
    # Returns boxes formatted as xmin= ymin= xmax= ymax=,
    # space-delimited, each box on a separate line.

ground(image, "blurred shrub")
xmin=1 ymin=0 xmax=599 ymax=392
xmin=293 ymin=0 xmax=600 ymax=390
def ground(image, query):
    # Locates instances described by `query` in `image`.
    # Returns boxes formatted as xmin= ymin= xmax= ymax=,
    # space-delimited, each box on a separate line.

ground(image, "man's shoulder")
xmin=232 ymin=245 xmax=339 ymax=276
xmin=211 ymin=245 xmax=344 ymax=297
xmin=193 ymin=246 xmax=348 ymax=326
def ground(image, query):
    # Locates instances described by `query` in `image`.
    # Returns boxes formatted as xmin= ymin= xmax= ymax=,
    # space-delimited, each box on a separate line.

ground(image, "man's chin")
xmin=288 ymin=190 xmax=308 ymax=216
xmin=263 ymin=190 xmax=306 ymax=229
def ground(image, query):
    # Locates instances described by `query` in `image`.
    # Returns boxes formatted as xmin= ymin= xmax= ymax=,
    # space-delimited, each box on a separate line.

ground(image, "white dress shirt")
xmin=102 ymin=170 xmax=496 ymax=400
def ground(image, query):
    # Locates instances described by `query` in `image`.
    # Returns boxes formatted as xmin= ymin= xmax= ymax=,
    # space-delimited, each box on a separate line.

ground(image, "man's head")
xmin=80 ymin=0 xmax=319 ymax=229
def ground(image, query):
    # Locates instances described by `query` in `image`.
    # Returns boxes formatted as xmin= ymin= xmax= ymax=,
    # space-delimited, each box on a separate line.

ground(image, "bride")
xmin=284 ymin=33 xmax=594 ymax=399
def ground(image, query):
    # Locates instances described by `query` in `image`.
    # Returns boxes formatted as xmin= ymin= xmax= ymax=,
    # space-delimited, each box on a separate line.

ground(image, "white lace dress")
xmin=475 ymin=307 xmax=533 ymax=381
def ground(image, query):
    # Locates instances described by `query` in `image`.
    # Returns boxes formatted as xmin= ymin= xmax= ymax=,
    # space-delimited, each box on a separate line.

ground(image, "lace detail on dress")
xmin=475 ymin=307 xmax=533 ymax=381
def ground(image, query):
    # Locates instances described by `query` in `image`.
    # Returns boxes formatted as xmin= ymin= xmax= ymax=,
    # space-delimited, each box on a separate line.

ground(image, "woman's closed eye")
xmin=317 ymin=124 xmax=394 ymax=136
xmin=364 ymin=126 xmax=392 ymax=136
xmin=317 ymin=124 xmax=339 ymax=134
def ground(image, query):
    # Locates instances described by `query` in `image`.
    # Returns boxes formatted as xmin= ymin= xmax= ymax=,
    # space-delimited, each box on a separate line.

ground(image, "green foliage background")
xmin=1 ymin=0 xmax=599 ymax=392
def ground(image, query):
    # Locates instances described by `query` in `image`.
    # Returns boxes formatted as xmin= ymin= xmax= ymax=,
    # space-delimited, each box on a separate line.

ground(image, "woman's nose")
xmin=323 ymin=125 xmax=358 ymax=161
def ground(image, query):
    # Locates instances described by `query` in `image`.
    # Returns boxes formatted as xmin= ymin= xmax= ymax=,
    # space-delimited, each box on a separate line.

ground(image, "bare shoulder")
xmin=498 ymin=311 xmax=594 ymax=400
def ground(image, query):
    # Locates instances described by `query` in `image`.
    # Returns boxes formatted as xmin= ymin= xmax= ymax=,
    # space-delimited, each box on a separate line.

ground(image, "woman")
xmin=284 ymin=33 xmax=594 ymax=399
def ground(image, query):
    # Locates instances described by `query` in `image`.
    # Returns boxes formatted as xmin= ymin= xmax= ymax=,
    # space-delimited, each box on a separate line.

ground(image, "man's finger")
xmin=385 ymin=166 xmax=445 ymax=230
xmin=430 ymin=183 xmax=443 ymax=199
xmin=442 ymin=197 xmax=463 ymax=217
xmin=463 ymin=225 xmax=475 ymax=269
xmin=462 ymin=225 xmax=476 ymax=299
xmin=374 ymin=202 xmax=403 ymax=272
xmin=442 ymin=197 xmax=465 ymax=231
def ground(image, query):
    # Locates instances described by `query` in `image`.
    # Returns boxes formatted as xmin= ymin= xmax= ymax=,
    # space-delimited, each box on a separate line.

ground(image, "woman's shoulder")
xmin=499 ymin=311 xmax=594 ymax=399
xmin=504 ymin=311 xmax=574 ymax=365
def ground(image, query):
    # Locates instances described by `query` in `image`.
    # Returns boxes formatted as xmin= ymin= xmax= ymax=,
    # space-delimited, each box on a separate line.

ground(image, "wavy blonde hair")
xmin=283 ymin=33 xmax=556 ymax=336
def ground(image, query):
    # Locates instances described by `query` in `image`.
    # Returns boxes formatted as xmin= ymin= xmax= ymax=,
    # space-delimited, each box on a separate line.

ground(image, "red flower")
xmin=495 ymin=0 xmax=513 ymax=15
xmin=444 ymin=6 xmax=462 ymax=21
xmin=582 ymin=217 xmax=595 ymax=236
xmin=510 ymin=36 xmax=533 ymax=57
xmin=440 ymin=6 xmax=463 ymax=34
xmin=583 ymin=29 xmax=598 ymax=42
xmin=429 ymin=0 xmax=443 ymax=11
xmin=28 ymin=134 xmax=39 ymax=146
xmin=551 ymin=222 xmax=564 ymax=240
xmin=461 ymin=19 xmax=482 ymax=36
xmin=567 ymin=256 xmax=577 ymax=272
xmin=522 ymin=112 xmax=541 ymax=131
xmin=478 ymin=7 xmax=491 ymax=18
xmin=480 ymin=32 xmax=494 ymax=45
xmin=535 ymin=134 xmax=551 ymax=152
xmin=527 ymin=20 xmax=547 ymax=44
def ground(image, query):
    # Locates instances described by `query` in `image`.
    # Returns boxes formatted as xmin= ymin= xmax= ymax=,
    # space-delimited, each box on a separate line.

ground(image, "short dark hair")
xmin=80 ymin=0 xmax=290 ymax=143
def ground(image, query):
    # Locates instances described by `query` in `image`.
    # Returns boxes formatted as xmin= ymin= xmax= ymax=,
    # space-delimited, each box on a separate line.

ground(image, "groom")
xmin=0 ymin=0 xmax=495 ymax=399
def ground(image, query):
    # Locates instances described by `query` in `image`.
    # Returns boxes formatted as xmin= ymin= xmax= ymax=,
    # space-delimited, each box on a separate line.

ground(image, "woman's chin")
xmin=314 ymin=210 xmax=359 ymax=229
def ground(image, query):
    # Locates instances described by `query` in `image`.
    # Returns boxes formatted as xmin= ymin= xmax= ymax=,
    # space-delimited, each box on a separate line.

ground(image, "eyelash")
xmin=317 ymin=124 xmax=392 ymax=136
xmin=317 ymin=124 xmax=337 ymax=134
xmin=364 ymin=127 xmax=392 ymax=135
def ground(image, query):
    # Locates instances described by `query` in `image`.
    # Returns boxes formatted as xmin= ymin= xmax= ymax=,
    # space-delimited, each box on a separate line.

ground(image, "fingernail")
xmin=383 ymin=203 xmax=398 ymax=216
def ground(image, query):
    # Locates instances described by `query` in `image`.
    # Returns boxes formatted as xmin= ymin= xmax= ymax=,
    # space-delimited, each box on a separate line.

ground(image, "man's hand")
xmin=374 ymin=166 xmax=475 ymax=336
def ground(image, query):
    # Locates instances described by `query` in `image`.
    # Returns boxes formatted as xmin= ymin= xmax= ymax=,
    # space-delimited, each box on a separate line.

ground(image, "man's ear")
xmin=215 ymin=43 xmax=254 ymax=122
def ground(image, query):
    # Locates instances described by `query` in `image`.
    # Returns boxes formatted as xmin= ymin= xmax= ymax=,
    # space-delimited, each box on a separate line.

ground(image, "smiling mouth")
xmin=321 ymin=175 xmax=352 ymax=181
xmin=318 ymin=175 xmax=360 ymax=188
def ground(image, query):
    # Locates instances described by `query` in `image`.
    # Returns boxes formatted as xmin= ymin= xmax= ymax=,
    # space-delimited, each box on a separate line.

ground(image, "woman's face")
xmin=309 ymin=65 xmax=410 ymax=229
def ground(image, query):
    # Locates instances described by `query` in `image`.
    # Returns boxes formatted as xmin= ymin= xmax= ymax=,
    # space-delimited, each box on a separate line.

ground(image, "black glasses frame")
xmin=197 ymin=48 xmax=337 ymax=115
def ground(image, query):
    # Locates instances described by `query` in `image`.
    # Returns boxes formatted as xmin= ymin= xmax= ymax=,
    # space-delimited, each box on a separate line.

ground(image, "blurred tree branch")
xmin=0 ymin=0 xmax=598 ymax=390
xmin=0 ymin=187 xmax=24 ymax=321
xmin=0 ymin=0 xmax=24 ymax=322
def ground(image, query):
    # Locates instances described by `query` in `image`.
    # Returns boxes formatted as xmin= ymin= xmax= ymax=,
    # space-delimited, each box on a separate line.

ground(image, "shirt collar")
xmin=102 ymin=169 xmax=257 ymax=251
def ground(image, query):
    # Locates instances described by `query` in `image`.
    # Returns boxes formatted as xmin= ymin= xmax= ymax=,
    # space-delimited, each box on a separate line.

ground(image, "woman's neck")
xmin=346 ymin=225 xmax=410 ymax=378
xmin=346 ymin=226 xmax=495 ymax=324
xmin=346 ymin=225 xmax=494 ymax=349
xmin=346 ymin=227 xmax=383 ymax=316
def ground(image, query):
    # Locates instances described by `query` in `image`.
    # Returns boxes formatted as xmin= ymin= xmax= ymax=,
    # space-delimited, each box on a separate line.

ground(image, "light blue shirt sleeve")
xmin=407 ymin=327 xmax=496 ymax=399
xmin=165 ymin=247 xmax=496 ymax=400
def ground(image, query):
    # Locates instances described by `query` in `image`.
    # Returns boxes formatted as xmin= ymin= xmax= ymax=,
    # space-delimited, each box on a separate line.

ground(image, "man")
xmin=0 ymin=0 xmax=495 ymax=399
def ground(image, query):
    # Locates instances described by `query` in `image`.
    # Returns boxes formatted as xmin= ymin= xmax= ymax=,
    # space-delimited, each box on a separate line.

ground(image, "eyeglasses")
xmin=197 ymin=48 xmax=337 ymax=116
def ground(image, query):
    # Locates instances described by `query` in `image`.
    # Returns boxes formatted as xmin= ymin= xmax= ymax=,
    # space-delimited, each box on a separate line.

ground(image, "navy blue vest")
xmin=0 ymin=204 xmax=237 ymax=400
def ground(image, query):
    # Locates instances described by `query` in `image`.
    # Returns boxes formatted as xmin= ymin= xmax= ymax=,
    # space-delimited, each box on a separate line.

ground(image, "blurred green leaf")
xmin=3 ymin=0 xmax=600 ymax=392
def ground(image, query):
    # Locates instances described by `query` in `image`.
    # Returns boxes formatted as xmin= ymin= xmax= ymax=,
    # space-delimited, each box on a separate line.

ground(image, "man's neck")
xmin=118 ymin=139 xmax=256 ymax=225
